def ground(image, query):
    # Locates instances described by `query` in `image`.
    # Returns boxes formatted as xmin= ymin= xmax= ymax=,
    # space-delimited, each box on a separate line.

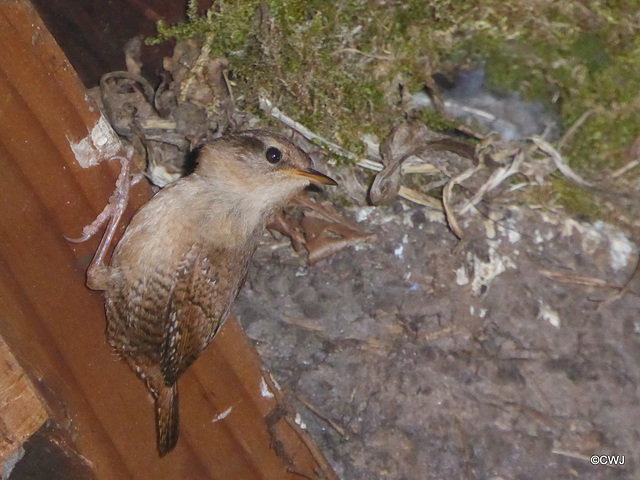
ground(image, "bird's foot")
xmin=66 ymin=156 xmax=143 ymax=290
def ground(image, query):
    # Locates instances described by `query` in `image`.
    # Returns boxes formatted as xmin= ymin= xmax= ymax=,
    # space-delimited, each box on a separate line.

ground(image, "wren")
xmin=76 ymin=131 xmax=336 ymax=456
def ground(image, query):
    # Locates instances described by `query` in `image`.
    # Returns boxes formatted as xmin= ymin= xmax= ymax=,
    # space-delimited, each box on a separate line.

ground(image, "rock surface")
xmin=237 ymin=201 xmax=638 ymax=480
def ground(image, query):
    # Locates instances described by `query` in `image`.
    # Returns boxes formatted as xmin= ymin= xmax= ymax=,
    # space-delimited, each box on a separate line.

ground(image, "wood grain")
xmin=0 ymin=2 xmax=339 ymax=479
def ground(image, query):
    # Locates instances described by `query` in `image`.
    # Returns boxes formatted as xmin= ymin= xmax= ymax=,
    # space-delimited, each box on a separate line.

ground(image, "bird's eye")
xmin=265 ymin=147 xmax=282 ymax=164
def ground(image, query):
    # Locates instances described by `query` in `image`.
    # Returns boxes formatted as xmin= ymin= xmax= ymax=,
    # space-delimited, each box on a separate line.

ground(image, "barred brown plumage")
xmin=77 ymin=131 xmax=336 ymax=455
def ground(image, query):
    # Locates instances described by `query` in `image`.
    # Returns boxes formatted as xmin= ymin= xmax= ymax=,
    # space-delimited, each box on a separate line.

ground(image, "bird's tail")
xmin=156 ymin=383 xmax=179 ymax=456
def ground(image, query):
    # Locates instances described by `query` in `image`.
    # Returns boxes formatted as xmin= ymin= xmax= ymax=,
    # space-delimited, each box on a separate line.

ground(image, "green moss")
xmin=551 ymin=178 xmax=603 ymax=220
xmin=148 ymin=0 xmax=640 ymax=220
xmin=418 ymin=109 xmax=465 ymax=135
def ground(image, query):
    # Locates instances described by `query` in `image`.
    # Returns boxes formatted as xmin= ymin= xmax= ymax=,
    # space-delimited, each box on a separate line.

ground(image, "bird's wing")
xmin=160 ymin=245 xmax=249 ymax=385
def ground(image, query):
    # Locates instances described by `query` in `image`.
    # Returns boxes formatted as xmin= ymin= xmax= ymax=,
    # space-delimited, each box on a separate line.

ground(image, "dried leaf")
xmin=370 ymin=121 xmax=438 ymax=205
xmin=370 ymin=121 xmax=478 ymax=205
xmin=268 ymin=195 xmax=375 ymax=264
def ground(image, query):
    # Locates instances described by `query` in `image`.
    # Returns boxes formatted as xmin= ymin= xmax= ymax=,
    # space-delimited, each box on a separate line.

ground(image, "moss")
xmin=551 ymin=177 xmax=603 ymax=220
xmin=417 ymin=109 xmax=465 ymax=136
xmin=148 ymin=0 xmax=640 ymax=220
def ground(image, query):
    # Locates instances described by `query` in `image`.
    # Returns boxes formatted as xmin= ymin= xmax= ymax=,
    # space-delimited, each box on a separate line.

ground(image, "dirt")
xmin=236 ymin=195 xmax=639 ymax=479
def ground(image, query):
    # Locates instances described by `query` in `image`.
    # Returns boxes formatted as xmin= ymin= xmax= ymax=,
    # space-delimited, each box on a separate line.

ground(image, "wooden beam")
xmin=0 ymin=2 xmax=339 ymax=479
xmin=0 ymin=336 xmax=48 ymax=477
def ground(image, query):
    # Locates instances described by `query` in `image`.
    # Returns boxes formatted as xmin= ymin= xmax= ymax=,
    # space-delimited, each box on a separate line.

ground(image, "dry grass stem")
xmin=423 ymin=326 xmax=455 ymax=341
xmin=538 ymin=269 xmax=623 ymax=289
xmin=611 ymin=159 xmax=640 ymax=178
xmin=459 ymin=150 xmax=524 ymax=214
xmin=333 ymin=48 xmax=397 ymax=61
xmin=551 ymin=449 xmax=593 ymax=462
xmin=443 ymin=166 xmax=482 ymax=239
xmin=297 ymin=395 xmax=348 ymax=438
xmin=556 ymin=109 xmax=593 ymax=150
xmin=398 ymin=186 xmax=442 ymax=209
xmin=532 ymin=137 xmax=593 ymax=187
xmin=259 ymin=95 xmax=361 ymax=163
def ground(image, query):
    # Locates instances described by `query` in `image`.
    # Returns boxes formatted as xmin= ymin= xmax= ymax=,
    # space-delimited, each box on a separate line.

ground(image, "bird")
xmin=82 ymin=130 xmax=336 ymax=456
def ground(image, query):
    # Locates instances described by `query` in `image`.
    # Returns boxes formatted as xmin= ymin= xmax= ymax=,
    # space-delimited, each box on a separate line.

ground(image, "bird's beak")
xmin=286 ymin=168 xmax=338 ymax=186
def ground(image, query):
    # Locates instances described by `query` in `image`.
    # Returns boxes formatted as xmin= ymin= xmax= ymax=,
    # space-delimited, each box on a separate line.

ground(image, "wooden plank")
xmin=0 ymin=336 xmax=48 ymax=477
xmin=0 ymin=2 xmax=340 ymax=479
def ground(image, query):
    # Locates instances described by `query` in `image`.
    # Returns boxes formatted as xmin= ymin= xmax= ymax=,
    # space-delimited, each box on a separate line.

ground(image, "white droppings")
xmin=533 ymin=230 xmax=544 ymax=244
xmin=469 ymin=247 xmax=516 ymax=296
xmin=260 ymin=377 xmax=274 ymax=398
xmin=95 ymin=134 xmax=108 ymax=147
xmin=560 ymin=217 xmax=583 ymax=237
xmin=538 ymin=301 xmax=561 ymax=328
xmin=455 ymin=266 xmax=469 ymax=286
xmin=479 ymin=308 xmax=487 ymax=318
xmin=507 ymin=228 xmax=521 ymax=244
xmin=402 ymin=234 xmax=409 ymax=244
xmin=212 ymin=406 xmax=233 ymax=423
xmin=394 ymin=245 xmax=404 ymax=258
xmin=594 ymin=221 xmax=634 ymax=271
xmin=580 ymin=225 xmax=601 ymax=256
xmin=469 ymin=305 xmax=475 ymax=315
xmin=356 ymin=207 xmax=376 ymax=223
xmin=294 ymin=413 xmax=306 ymax=429
xmin=68 ymin=115 xmax=121 ymax=167
xmin=424 ymin=209 xmax=447 ymax=224
xmin=484 ymin=220 xmax=496 ymax=239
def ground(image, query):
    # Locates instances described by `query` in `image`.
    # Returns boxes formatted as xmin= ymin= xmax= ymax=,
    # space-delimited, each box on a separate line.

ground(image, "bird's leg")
xmin=66 ymin=156 xmax=143 ymax=290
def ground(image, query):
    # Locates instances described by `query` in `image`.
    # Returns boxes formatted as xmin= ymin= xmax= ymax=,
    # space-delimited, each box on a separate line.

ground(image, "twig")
xmin=261 ymin=95 xmax=444 ymax=180
xmin=556 ymin=109 xmax=593 ymax=150
xmin=297 ymin=395 xmax=348 ymax=438
xmin=506 ymin=182 xmax=530 ymax=193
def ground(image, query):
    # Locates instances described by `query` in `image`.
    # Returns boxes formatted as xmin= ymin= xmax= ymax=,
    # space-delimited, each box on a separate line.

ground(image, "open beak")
xmin=287 ymin=168 xmax=338 ymax=186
